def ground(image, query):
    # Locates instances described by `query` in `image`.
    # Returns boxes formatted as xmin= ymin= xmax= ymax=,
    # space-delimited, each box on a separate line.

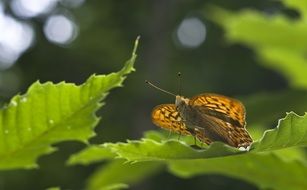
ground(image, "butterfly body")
xmin=152 ymin=93 xmax=253 ymax=148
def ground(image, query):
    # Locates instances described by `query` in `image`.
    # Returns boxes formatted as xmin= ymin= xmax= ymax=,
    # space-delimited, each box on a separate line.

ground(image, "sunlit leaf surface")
xmin=70 ymin=111 xmax=307 ymax=190
xmin=0 ymin=38 xmax=139 ymax=170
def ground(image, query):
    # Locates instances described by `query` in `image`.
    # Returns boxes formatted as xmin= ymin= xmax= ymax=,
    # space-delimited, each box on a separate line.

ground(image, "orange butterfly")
xmin=147 ymin=80 xmax=253 ymax=148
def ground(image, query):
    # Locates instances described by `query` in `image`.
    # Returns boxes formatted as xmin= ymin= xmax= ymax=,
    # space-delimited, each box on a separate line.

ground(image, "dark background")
xmin=0 ymin=0 xmax=294 ymax=189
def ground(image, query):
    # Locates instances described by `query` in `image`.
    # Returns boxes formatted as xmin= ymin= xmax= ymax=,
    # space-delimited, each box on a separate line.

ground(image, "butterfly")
xmin=147 ymin=81 xmax=253 ymax=148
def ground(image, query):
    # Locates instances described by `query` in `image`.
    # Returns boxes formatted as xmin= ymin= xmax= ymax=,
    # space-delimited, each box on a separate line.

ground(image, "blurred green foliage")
xmin=0 ymin=0 xmax=307 ymax=190
xmin=207 ymin=2 xmax=307 ymax=88
xmin=87 ymin=160 xmax=162 ymax=190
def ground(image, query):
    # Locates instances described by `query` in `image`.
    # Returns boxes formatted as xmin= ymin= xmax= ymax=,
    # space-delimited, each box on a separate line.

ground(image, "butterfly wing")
xmin=189 ymin=93 xmax=252 ymax=147
xmin=152 ymin=104 xmax=212 ymax=144
xmin=151 ymin=104 xmax=190 ymax=135
xmin=190 ymin=93 xmax=246 ymax=127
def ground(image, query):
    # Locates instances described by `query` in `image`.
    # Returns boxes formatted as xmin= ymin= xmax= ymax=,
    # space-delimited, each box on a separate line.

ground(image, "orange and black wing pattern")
xmin=190 ymin=93 xmax=246 ymax=127
xmin=189 ymin=93 xmax=252 ymax=148
xmin=151 ymin=104 xmax=190 ymax=135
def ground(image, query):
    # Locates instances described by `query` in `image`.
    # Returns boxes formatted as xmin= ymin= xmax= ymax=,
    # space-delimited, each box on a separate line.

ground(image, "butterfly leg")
xmin=167 ymin=130 xmax=172 ymax=139
xmin=193 ymin=136 xmax=198 ymax=146
xmin=185 ymin=127 xmax=201 ymax=147
xmin=177 ymin=132 xmax=182 ymax=141
xmin=197 ymin=137 xmax=204 ymax=148
xmin=193 ymin=127 xmax=212 ymax=146
xmin=200 ymin=141 xmax=204 ymax=148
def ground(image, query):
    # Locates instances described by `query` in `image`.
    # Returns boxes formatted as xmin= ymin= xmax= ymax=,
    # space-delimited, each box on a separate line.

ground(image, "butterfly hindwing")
xmin=189 ymin=93 xmax=252 ymax=147
xmin=197 ymin=112 xmax=252 ymax=147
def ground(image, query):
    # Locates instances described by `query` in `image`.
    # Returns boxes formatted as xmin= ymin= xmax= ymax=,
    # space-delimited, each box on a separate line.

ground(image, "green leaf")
xmin=104 ymin=139 xmax=242 ymax=162
xmin=243 ymin=89 xmax=307 ymax=125
xmin=0 ymin=37 xmax=139 ymax=170
xmin=67 ymin=145 xmax=116 ymax=165
xmin=69 ymin=110 xmax=307 ymax=190
xmin=252 ymin=112 xmax=307 ymax=152
xmin=207 ymin=7 xmax=307 ymax=51
xmin=282 ymin=0 xmax=307 ymax=19
xmin=70 ymin=126 xmax=307 ymax=190
xmin=71 ymin=112 xmax=307 ymax=162
xmin=69 ymin=138 xmax=242 ymax=164
xmin=71 ymin=113 xmax=307 ymax=163
xmin=206 ymin=6 xmax=307 ymax=88
xmin=46 ymin=187 xmax=61 ymax=190
xmin=98 ymin=184 xmax=128 ymax=190
xmin=87 ymin=160 xmax=163 ymax=190
xmin=257 ymin=47 xmax=307 ymax=88
xmin=70 ymin=111 xmax=307 ymax=163
xmin=168 ymin=153 xmax=307 ymax=190
xmin=273 ymin=147 xmax=307 ymax=164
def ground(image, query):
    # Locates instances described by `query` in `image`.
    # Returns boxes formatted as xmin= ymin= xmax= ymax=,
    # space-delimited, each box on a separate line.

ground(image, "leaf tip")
xmin=133 ymin=35 xmax=140 ymax=55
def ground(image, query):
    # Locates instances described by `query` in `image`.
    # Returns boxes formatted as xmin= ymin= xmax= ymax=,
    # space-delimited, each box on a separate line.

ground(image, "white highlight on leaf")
xmin=11 ymin=101 xmax=17 ymax=106
xmin=67 ymin=125 xmax=71 ymax=129
xmin=4 ymin=130 xmax=9 ymax=134
xmin=27 ymin=128 xmax=32 ymax=131
xmin=49 ymin=119 xmax=54 ymax=124
xmin=21 ymin=97 xmax=27 ymax=102
xmin=238 ymin=146 xmax=251 ymax=151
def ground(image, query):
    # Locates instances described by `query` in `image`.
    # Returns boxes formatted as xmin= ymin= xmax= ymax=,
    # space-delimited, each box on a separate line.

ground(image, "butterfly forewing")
xmin=151 ymin=104 xmax=190 ymax=135
xmin=189 ymin=93 xmax=246 ymax=127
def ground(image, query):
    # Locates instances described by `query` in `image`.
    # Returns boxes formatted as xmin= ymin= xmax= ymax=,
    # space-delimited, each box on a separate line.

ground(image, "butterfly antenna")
xmin=177 ymin=72 xmax=182 ymax=96
xmin=145 ymin=80 xmax=176 ymax=97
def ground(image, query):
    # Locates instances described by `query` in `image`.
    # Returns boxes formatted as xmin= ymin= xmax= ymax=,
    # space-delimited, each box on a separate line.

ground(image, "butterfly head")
xmin=175 ymin=95 xmax=189 ymax=107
